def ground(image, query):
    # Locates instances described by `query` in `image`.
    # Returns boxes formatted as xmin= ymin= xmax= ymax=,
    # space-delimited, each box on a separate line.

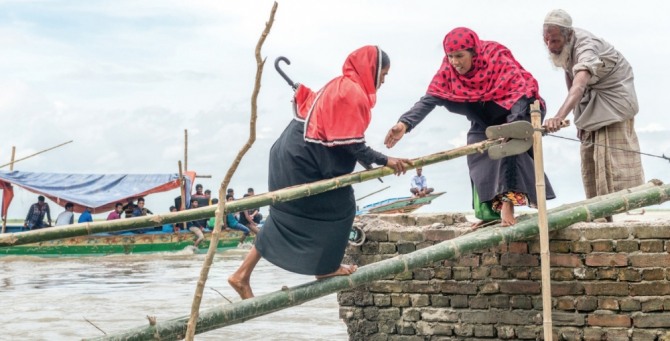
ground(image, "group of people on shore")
xmin=228 ymin=9 xmax=646 ymax=300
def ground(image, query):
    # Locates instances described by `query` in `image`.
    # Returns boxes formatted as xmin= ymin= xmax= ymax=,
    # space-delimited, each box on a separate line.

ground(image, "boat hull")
xmin=358 ymin=192 xmax=445 ymax=215
xmin=0 ymin=229 xmax=250 ymax=256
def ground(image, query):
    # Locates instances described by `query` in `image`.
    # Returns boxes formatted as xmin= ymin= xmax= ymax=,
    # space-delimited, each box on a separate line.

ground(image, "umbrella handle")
xmin=274 ymin=56 xmax=297 ymax=90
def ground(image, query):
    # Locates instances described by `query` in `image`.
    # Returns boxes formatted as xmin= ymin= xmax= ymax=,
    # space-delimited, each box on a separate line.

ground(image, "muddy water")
xmin=1 ymin=249 xmax=347 ymax=340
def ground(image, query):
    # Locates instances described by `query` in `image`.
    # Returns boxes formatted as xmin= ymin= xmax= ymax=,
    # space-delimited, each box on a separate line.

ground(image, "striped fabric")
xmin=580 ymin=118 xmax=645 ymax=198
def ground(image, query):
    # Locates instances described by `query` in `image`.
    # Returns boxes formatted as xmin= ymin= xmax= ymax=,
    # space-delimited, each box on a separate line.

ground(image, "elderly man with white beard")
xmin=542 ymin=9 xmax=645 ymax=220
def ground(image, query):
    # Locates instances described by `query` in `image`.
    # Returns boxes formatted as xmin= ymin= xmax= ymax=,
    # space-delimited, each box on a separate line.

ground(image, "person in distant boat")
xmin=228 ymin=45 xmax=411 ymax=300
xmin=204 ymin=189 xmax=213 ymax=205
xmin=225 ymin=195 xmax=259 ymax=247
xmin=24 ymin=195 xmax=52 ymax=230
xmin=410 ymin=167 xmax=434 ymax=197
xmin=55 ymin=202 xmax=75 ymax=226
xmin=187 ymin=198 xmax=206 ymax=247
xmin=106 ymin=202 xmax=124 ymax=220
xmin=541 ymin=9 xmax=644 ymax=222
xmin=122 ymin=198 xmax=137 ymax=218
xmin=384 ymin=27 xmax=555 ymax=227
xmin=245 ymin=188 xmax=263 ymax=224
xmin=192 ymin=184 xmax=207 ymax=200
xmin=78 ymin=207 xmax=93 ymax=223
xmin=132 ymin=197 xmax=153 ymax=217
xmin=238 ymin=193 xmax=262 ymax=229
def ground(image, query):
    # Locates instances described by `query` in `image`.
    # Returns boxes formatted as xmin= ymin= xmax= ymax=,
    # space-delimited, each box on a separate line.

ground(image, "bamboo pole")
xmin=184 ymin=129 xmax=188 ymax=173
xmin=1 ymin=146 xmax=10 ymax=233
xmin=85 ymin=183 xmax=670 ymax=341
xmin=356 ymin=185 xmax=391 ymax=202
xmin=531 ymin=102 xmax=552 ymax=341
xmin=0 ymin=140 xmax=72 ymax=169
xmin=178 ymin=161 xmax=186 ymax=212
xmin=0 ymin=138 xmax=504 ymax=248
xmin=9 ymin=146 xmax=16 ymax=171
xmin=184 ymin=3 xmax=278 ymax=339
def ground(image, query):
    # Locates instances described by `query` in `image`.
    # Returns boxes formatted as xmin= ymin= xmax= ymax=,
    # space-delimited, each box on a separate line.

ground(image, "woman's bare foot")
xmin=228 ymin=275 xmax=254 ymax=299
xmin=500 ymin=201 xmax=516 ymax=227
xmin=315 ymin=264 xmax=358 ymax=280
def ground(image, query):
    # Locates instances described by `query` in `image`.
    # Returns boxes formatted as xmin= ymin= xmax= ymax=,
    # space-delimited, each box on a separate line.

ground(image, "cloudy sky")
xmin=1 ymin=0 xmax=669 ymax=219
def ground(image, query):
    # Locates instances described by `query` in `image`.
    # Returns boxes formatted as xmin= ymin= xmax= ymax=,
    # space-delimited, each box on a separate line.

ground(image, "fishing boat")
xmin=356 ymin=192 xmax=445 ymax=215
xmin=0 ymin=225 xmax=249 ymax=256
xmin=0 ymin=170 xmax=250 ymax=256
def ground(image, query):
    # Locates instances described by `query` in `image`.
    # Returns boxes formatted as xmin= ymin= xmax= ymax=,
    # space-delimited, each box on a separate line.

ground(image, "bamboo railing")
xmin=84 ymin=181 xmax=670 ymax=340
xmin=0 ymin=138 xmax=503 ymax=247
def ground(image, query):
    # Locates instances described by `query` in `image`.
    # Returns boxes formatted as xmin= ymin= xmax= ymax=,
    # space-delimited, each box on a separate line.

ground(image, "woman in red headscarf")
xmin=228 ymin=45 xmax=412 ymax=299
xmin=385 ymin=27 xmax=555 ymax=227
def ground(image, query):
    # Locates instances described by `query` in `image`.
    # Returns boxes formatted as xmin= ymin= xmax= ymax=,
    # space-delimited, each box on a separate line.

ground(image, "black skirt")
xmin=255 ymin=119 xmax=357 ymax=276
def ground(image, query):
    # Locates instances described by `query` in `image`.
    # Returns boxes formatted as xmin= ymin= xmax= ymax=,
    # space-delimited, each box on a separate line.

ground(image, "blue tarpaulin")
xmin=0 ymin=170 xmax=195 ymax=214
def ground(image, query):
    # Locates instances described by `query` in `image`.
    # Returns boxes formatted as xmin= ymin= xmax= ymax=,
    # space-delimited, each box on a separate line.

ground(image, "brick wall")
xmin=338 ymin=214 xmax=670 ymax=341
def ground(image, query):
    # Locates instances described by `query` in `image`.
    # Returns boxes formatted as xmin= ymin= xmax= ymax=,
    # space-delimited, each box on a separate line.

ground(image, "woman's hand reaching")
xmin=384 ymin=122 xmax=407 ymax=148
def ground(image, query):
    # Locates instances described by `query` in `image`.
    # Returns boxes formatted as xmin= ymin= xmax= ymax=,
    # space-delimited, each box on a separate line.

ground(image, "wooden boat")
xmin=0 ymin=170 xmax=255 ymax=256
xmin=0 ymin=225 xmax=250 ymax=256
xmin=357 ymin=192 xmax=445 ymax=215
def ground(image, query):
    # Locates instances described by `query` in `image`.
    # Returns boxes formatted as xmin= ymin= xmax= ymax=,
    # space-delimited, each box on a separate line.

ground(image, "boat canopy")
xmin=0 ymin=170 xmax=196 ymax=216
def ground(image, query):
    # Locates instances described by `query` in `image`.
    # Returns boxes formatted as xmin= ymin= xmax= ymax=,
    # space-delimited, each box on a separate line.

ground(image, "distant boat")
xmin=356 ymin=192 xmax=445 ymax=215
xmin=0 ymin=225 xmax=250 ymax=256
xmin=0 ymin=169 xmax=252 ymax=256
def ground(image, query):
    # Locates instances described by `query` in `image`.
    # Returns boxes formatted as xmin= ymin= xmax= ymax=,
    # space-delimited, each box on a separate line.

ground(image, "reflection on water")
xmin=1 ymin=250 xmax=347 ymax=340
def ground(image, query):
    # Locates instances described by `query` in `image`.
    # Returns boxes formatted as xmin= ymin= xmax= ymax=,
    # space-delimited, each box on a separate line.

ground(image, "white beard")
xmin=548 ymin=36 xmax=574 ymax=70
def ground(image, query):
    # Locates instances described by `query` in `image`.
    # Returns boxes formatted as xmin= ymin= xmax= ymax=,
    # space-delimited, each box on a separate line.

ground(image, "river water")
xmin=1 ymin=248 xmax=348 ymax=340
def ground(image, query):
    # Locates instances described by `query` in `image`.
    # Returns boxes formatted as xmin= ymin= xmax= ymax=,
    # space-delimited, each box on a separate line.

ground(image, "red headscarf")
xmin=293 ymin=45 xmax=383 ymax=146
xmin=427 ymin=27 xmax=539 ymax=110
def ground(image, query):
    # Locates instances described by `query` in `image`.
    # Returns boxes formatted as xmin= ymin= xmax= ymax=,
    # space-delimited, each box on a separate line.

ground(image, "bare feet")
xmin=500 ymin=201 xmax=516 ymax=227
xmin=315 ymin=264 xmax=358 ymax=280
xmin=228 ymin=275 xmax=254 ymax=299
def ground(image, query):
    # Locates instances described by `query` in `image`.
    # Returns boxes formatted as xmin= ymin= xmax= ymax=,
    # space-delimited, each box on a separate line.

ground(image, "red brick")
xmin=629 ymin=253 xmax=670 ymax=267
xmin=583 ymin=282 xmax=629 ymax=296
xmin=630 ymin=282 xmax=670 ymax=296
xmin=499 ymin=281 xmax=541 ymax=294
xmin=585 ymin=253 xmax=628 ymax=267
xmin=551 ymin=253 xmax=583 ymax=267
xmin=507 ymin=242 xmax=528 ymax=254
xmin=587 ymin=313 xmax=631 ymax=327
xmin=551 ymin=282 xmax=585 ymax=296
xmin=500 ymin=253 xmax=539 ymax=267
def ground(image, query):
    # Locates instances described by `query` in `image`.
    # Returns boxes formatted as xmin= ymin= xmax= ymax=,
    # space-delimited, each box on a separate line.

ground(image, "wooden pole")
xmin=9 ymin=146 xmax=16 ymax=171
xmin=0 ymin=140 xmax=73 ymax=169
xmin=356 ymin=185 xmax=391 ymax=202
xmin=531 ymin=101 xmax=553 ymax=340
xmin=184 ymin=129 xmax=188 ymax=173
xmin=85 ymin=183 xmax=670 ymax=341
xmin=178 ymin=161 xmax=186 ymax=211
xmin=0 ymin=146 xmax=10 ymax=233
xmin=184 ymin=4 xmax=277 ymax=339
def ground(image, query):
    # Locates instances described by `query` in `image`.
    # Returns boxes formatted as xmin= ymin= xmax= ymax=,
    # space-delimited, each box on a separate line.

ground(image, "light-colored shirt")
xmin=411 ymin=175 xmax=428 ymax=190
xmin=55 ymin=211 xmax=74 ymax=226
xmin=565 ymin=28 xmax=638 ymax=131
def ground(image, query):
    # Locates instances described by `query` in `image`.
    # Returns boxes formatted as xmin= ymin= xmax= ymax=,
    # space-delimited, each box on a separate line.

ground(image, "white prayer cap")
xmin=544 ymin=9 xmax=572 ymax=28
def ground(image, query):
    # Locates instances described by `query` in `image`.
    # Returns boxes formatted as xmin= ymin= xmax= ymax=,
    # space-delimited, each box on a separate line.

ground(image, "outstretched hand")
xmin=386 ymin=157 xmax=413 ymax=176
xmin=384 ymin=122 xmax=407 ymax=148
xmin=544 ymin=116 xmax=565 ymax=133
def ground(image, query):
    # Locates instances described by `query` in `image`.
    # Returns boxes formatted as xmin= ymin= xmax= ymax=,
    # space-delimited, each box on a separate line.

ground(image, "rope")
xmin=545 ymin=133 xmax=670 ymax=162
